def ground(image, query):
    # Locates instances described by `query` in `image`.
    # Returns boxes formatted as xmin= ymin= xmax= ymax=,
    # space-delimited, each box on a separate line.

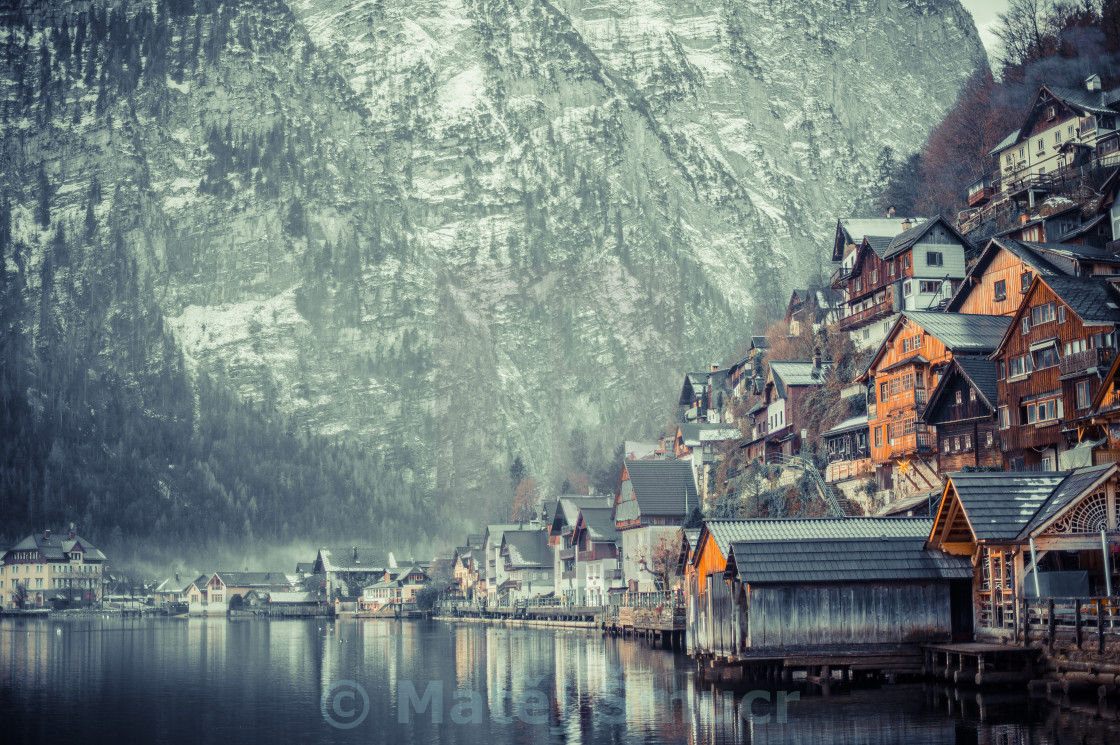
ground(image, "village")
xmin=8 ymin=73 xmax=1120 ymax=698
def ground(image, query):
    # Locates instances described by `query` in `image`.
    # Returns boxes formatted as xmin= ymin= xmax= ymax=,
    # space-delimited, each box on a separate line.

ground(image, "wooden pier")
xmin=923 ymin=642 xmax=1040 ymax=686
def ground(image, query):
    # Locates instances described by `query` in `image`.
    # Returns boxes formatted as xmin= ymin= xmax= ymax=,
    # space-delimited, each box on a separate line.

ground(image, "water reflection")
xmin=2 ymin=617 xmax=1120 ymax=744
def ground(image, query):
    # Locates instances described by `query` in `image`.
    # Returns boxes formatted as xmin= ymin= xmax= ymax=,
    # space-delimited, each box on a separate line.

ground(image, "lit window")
xmin=986 ymin=431 xmax=994 ymax=447
xmin=969 ymin=388 xmax=977 ymax=402
xmin=955 ymin=390 xmax=962 ymax=405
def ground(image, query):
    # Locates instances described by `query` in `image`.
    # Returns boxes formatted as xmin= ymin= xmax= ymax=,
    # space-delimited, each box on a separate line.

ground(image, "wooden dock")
xmin=923 ymin=642 xmax=1040 ymax=686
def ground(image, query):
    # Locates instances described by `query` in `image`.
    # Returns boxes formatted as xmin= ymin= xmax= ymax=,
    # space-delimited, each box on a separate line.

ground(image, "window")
xmin=955 ymin=390 xmax=963 ymax=405
xmin=1055 ymin=130 xmax=1061 ymax=144
xmin=903 ymin=255 xmax=911 ymax=270
xmin=1006 ymin=153 xmax=1013 ymax=166
xmin=1069 ymin=124 xmax=1076 ymax=138
xmin=926 ymin=251 xmax=943 ymax=267
xmin=1000 ymin=407 xmax=1010 ymax=429
xmin=874 ymin=427 xmax=882 ymax=447
xmin=920 ymin=280 xmax=941 ymax=293
xmin=1065 ymin=338 xmax=1088 ymax=356
xmin=1037 ymin=138 xmax=1044 ymax=153
xmin=1048 ymin=106 xmax=1056 ymax=118
xmin=880 ymin=381 xmax=888 ymax=401
xmin=1021 ymin=271 xmax=1032 ymax=293
xmin=1042 ymin=457 xmax=1054 ymax=472
xmin=994 ymin=279 xmax=1007 ymax=301
xmin=1058 ymin=305 xmax=1066 ymax=323
xmin=969 ymin=388 xmax=977 ymax=402
xmin=889 ymin=262 xmax=895 ymax=276
xmin=999 ymin=360 xmax=1007 ymax=379
xmin=1077 ymin=380 xmax=1090 ymax=409
xmin=1019 ymin=146 xmax=1026 ymax=159
xmin=1021 ymin=317 xmax=1030 ymax=335
xmin=1009 ymin=353 xmax=1033 ymax=377
xmin=986 ymin=431 xmax=994 ymax=447
xmin=953 ymin=437 xmax=960 ymax=451
xmin=964 ymin=434 xmax=972 ymax=450
xmin=943 ymin=438 xmax=950 ymax=451
xmin=871 ymin=268 xmax=877 ymax=284
xmin=1034 ymin=346 xmax=1058 ymax=369
xmin=1030 ymin=302 xmax=1055 ymax=325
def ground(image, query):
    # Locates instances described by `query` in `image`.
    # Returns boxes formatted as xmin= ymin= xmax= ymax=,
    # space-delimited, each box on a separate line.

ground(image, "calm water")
xmin=2 ymin=616 xmax=1119 ymax=744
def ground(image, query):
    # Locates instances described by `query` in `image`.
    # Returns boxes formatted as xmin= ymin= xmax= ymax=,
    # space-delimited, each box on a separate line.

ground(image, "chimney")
xmin=44 ymin=528 xmax=50 ymax=539
xmin=1086 ymin=74 xmax=1102 ymax=93
xmin=68 ymin=523 xmax=75 ymax=540
xmin=812 ymin=348 xmax=822 ymax=372
xmin=901 ymin=218 xmax=911 ymax=232
xmin=710 ymin=363 xmax=720 ymax=372
xmin=353 ymin=547 xmax=359 ymax=563
xmin=175 ymin=572 xmax=180 ymax=582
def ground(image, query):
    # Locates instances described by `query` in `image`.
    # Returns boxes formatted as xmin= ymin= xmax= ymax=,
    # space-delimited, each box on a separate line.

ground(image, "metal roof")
xmin=701 ymin=517 xmax=933 ymax=556
xmin=1036 ymin=275 xmax=1120 ymax=326
xmin=882 ymin=216 xmax=971 ymax=260
xmin=212 ymin=571 xmax=293 ymax=589
xmin=6 ymin=531 xmax=107 ymax=562
xmin=987 ymin=128 xmax=1020 ymax=156
xmin=678 ymin=422 xmax=740 ymax=445
xmin=317 ymin=547 xmax=395 ymax=573
xmin=726 ymin=536 xmax=974 ymax=584
xmin=767 ymin=361 xmax=831 ymax=397
xmin=839 ymin=218 xmax=926 ymax=245
xmin=621 ymin=459 xmax=699 ymax=517
xmin=502 ymin=530 xmax=551 ymax=568
xmin=923 ymin=355 xmax=999 ymax=421
xmin=821 ymin=414 xmax=869 ymax=438
xmin=576 ymin=507 xmax=619 ymax=542
xmin=1019 ymin=465 xmax=1114 ymax=537
xmin=1045 ymin=84 xmax=1119 ymax=115
xmin=945 ymin=471 xmax=1068 ymax=540
xmin=901 ymin=310 xmax=1012 ymax=353
xmin=1017 ymin=239 xmax=1120 ymax=264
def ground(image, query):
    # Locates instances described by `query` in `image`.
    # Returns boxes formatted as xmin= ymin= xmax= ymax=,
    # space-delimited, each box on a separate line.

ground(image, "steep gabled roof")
xmin=902 ymin=311 xmax=1012 ymax=352
xmin=987 ymin=128 xmax=1021 ymax=156
xmin=549 ymin=496 xmax=611 ymax=535
xmin=1019 ymin=465 xmax=1115 ymax=537
xmin=922 ymin=355 xmax=999 ymax=425
xmin=1034 ymin=275 xmax=1120 ymax=326
xmin=993 ymin=83 xmax=1120 ymax=157
xmin=502 ymin=530 xmax=550 ymax=568
xmin=832 ymin=217 xmax=927 ymax=260
xmin=767 ymin=360 xmax=830 ymax=399
xmin=619 ymin=459 xmax=698 ymax=518
xmin=882 ymin=215 xmax=971 ymax=260
xmin=725 ymin=536 xmax=973 ymax=584
xmin=575 ymin=507 xmax=619 ymax=542
xmin=939 ymin=471 xmax=1068 ymax=541
xmin=317 ymin=548 xmax=395 ymax=573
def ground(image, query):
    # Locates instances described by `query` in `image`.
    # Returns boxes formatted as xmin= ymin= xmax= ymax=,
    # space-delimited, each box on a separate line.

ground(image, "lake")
xmin=2 ymin=616 xmax=1119 ymax=744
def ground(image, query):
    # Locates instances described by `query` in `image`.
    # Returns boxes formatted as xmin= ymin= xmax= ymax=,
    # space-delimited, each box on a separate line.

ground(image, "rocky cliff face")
xmin=0 ymin=0 xmax=984 ymax=532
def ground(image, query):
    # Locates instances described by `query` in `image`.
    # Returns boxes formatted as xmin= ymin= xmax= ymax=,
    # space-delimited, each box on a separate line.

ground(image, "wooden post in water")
xmin=1048 ymin=598 xmax=1056 ymax=652
xmin=1076 ymin=599 xmax=1083 ymax=650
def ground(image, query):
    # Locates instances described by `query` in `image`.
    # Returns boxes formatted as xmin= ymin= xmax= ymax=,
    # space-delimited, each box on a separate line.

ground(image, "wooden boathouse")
xmin=685 ymin=518 xmax=972 ymax=680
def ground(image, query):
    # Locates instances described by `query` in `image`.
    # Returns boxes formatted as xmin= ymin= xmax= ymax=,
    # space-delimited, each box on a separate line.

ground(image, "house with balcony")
xmin=928 ymin=465 xmax=1120 ymax=641
xmin=833 ymin=216 xmax=968 ymax=349
xmin=613 ymin=458 xmax=699 ymax=591
xmin=569 ymin=507 xmax=624 ymax=605
xmin=991 ymin=275 xmax=1120 ymax=471
xmin=920 ymin=355 xmax=1003 ymax=474
xmin=673 ymin=422 xmax=742 ymax=499
xmin=761 ymin=354 xmax=832 ymax=459
xmin=989 ymin=75 xmax=1120 ymax=210
xmin=820 ymin=414 xmax=873 ymax=506
xmin=548 ymin=496 xmax=612 ymax=602
xmin=860 ymin=311 xmax=1012 ymax=498
xmin=678 ymin=365 xmax=733 ymax=423
xmin=499 ymin=529 xmax=553 ymax=601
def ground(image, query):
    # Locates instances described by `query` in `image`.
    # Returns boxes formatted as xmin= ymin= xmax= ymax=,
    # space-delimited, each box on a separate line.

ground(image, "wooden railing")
xmin=1003 ymin=171 xmax=1060 ymax=195
xmin=826 ymin=457 xmax=874 ymax=482
xmin=1019 ymin=597 xmax=1120 ymax=651
xmin=829 ymin=265 xmax=851 ymax=289
xmin=1060 ymin=346 xmax=1114 ymax=378
xmin=890 ymin=432 xmax=934 ymax=457
xmin=1093 ymin=449 xmax=1120 ymax=465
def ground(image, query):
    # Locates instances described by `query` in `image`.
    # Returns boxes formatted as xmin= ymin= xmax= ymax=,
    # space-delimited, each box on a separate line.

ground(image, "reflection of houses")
xmin=820 ymin=414 xmax=873 ymax=506
xmin=762 ymin=355 xmax=831 ymax=458
xmin=990 ymin=275 xmax=1120 ymax=471
xmin=549 ymin=496 xmax=612 ymax=602
xmin=499 ymin=529 xmax=553 ymax=601
xmin=614 ymin=459 xmax=698 ymax=591
xmin=313 ymin=547 xmax=397 ymax=601
xmin=929 ymin=466 xmax=1120 ymax=641
xmin=921 ymin=356 xmax=1004 ymax=473
xmin=1 ymin=527 xmax=108 ymax=609
xmin=860 ymin=311 xmax=1011 ymax=498
xmin=685 ymin=517 xmax=969 ymax=659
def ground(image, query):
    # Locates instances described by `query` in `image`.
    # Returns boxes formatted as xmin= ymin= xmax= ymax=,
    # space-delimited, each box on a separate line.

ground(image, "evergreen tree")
xmin=35 ymin=164 xmax=51 ymax=228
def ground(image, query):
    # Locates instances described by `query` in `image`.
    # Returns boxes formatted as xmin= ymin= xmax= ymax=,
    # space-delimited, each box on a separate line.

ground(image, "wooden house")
xmin=569 ymin=507 xmax=624 ymax=604
xmin=678 ymin=366 xmax=732 ymax=423
xmin=786 ymin=287 xmax=842 ymax=335
xmin=820 ymin=414 xmax=873 ymax=507
xmin=928 ymin=466 xmax=1120 ymax=641
xmin=548 ymin=496 xmax=611 ymax=601
xmin=500 ymin=529 xmax=553 ymax=600
xmin=832 ymin=216 xmax=968 ymax=349
xmin=674 ymin=422 xmax=740 ymax=500
xmin=614 ymin=459 xmax=698 ymax=591
xmin=988 ymin=76 xmax=1120 ymax=209
xmin=762 ymin=355 xmax=831 ymax=457
xmin=684 ymin=517 xmax=969 ymax=659
xmin=860 ymin=310 xmax=1011 ymax=497
xmin=313 ymin=547 xmax=396 ymax=601
xmin=990 ymin=275 xmax=1120 ymax=471
xmin=920 ymin=355 xmax=1003 ymax=473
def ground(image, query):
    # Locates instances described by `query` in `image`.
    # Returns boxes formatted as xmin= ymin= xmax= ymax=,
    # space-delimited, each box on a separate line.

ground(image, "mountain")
xmin=0 ymin=0 xmax=984 ymax=551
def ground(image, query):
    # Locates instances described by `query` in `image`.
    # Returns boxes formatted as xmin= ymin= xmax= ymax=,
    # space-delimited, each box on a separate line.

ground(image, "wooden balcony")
xmin=837 ymin=297 xmax=895 ymax=332
xmin=1059 ymin=347 xmax=1115 ymax=379
xmin=558 ymin=548 xmax=575 ymax=561
xmin=890 ymin=433 xmax=935 ymax=457
xmin=830 ymin=265 xmax=852 ymax=289
xmin=1093 ymin=449 xmax=1120 ymax=465
xmin=1004 ymin=172 xmax=1059 ymax=199
xmin=968 ymin=185 xmax=994 ymax=207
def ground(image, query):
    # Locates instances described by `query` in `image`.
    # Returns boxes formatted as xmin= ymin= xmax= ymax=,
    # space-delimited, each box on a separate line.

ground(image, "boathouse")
xmin=684 ymin=517 xmax=965 ymax=660
xmin=928 ymin=465 xmax=1120 ymax=641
